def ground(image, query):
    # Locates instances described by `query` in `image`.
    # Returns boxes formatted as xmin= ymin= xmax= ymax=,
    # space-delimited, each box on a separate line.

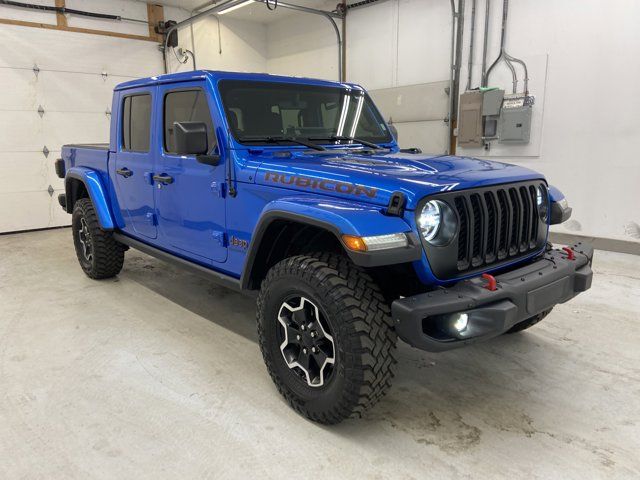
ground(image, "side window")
xmin=122 ymin=94 xmax=151 ymax=152
xmin=164 ymin=90 xmax=215 ymax=154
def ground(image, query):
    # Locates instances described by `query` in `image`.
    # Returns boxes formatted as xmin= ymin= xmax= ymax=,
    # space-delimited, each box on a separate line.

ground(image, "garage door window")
xmin=122 ymin=94 xmax=152 ymax=152
xmin=164 ymin=90 xmax=215 ymax=154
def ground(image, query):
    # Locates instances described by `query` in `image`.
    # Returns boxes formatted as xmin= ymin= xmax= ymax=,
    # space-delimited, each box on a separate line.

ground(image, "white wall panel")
xmin=39 ymin=71 xmax=114 ymax=113
xmin=0 ymin=111 xmax=43 ymax=152
xmin=265 ymin=0 xmax=339 ymax=81
xmin=394 ymin=121 xmax=448 ymax=155
xmin=171 ymin=16 xmax=268 ymax=75
xmin=0 ymin=3 xmax=165 ymax=233
xmin=0 ymin=153 xmax=51 ymax=193
xmin=369 ymin=81 xmax=449 ymax=123
xmin=0 ymin=68 xmax=40 ymax=109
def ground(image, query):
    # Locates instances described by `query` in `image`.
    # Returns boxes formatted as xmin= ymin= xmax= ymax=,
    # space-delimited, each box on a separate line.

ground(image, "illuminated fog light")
xmin=453 ymin=313 xmax=469 ymax=332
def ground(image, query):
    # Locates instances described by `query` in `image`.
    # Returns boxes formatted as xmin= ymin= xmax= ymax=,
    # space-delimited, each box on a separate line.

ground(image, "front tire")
xmin=257 ymin=253 xmax=397 ymax=424
xmin=72 ymin=198 xmax=125 ymax=279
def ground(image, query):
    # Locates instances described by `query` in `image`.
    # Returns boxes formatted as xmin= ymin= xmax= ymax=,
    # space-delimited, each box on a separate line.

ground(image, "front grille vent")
xmin=419 ymin=181 xmax=548 ymax=279
xmin=453 ymin=184 xmax=541 ymax=272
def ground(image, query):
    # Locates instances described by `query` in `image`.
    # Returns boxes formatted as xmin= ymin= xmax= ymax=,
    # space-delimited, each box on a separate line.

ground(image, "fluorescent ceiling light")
xmin=218 ymin=0 xmax=254 ymax=14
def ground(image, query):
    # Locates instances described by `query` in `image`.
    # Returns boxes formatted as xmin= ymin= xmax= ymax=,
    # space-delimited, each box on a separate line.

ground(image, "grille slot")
xmin=433 ymin=182 xmax=545 ymax=276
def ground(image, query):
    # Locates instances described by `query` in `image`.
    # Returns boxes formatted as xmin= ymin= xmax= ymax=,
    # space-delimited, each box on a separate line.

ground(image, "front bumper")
xmin=392 ymin=242 xmax=594 ymax=352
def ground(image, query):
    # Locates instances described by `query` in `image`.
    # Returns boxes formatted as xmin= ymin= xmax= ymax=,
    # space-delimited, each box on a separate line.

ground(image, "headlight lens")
xmin=536 ymin=185 xmax=549 ymax=221
xmin=418 ymin=200 xmax=457 ymax=245
xmin=418 ymin=200 xmax=442 ymax=241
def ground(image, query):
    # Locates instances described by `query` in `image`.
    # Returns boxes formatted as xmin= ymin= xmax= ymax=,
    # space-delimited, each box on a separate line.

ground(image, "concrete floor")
xmin=0 ymin=229 xmax=639 ymax=479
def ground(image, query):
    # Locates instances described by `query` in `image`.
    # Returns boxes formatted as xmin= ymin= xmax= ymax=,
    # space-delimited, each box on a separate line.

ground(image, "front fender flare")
xmin=240 ymin=196 xmax=422 ymax=289
xmin=65 ymin=167 xmax=114 ymax=230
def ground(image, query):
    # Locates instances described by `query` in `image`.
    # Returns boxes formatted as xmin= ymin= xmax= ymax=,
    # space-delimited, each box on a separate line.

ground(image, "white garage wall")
xmin=169 ymin=16 xmax=268 ymax=75
xmin=0 ymin=1 xmax=186 ymax=233
xmin=260 ymin=0 xmax=640 ymax=244
xmin=458 ymin=0 xmax=640 ymax=244
xmin=265 ymin=0 xmax=339 ymax=80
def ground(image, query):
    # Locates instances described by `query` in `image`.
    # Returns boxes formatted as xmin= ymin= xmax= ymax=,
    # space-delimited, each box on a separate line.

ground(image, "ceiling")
xmin=153 ymin=0 xmax=338 ymax=24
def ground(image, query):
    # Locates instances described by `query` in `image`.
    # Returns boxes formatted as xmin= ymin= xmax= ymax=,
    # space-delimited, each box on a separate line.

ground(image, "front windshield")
xmin=219 ymin=80 xmax=392 ymax=147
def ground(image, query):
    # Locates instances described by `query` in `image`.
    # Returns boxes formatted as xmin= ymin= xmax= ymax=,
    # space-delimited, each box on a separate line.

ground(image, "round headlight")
xmin=418 ymin=200 xmax=441 ymax=241
xmin=418 ymin=200 xmax=457 ymax=245
xmin=536 ymin=185 xmax=549 ymax=221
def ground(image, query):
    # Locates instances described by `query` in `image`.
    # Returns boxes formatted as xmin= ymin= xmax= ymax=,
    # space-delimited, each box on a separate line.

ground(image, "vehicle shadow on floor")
xmin=123 ymin=250 xmax=562 ymax=445
xmin=124 ymin=251 xmax=259 ymax=342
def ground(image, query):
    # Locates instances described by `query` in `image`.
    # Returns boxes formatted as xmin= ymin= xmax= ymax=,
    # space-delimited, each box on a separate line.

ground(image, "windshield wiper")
xmin=238 ymin=136 xmax=326 ymax=151
xmin=307 ymin=135 xmax=384 ymax=150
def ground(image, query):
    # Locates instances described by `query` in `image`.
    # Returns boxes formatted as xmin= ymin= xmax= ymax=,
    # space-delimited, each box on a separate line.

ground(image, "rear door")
xmin=112 ymin=89 xmax=157 ymax=239
xmin=154 ymin=83 xmax=227 ymax=264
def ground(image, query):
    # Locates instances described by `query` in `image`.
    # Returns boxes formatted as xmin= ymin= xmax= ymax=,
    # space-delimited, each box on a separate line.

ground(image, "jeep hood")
xmin=254 ymin=150 xmax=545 ymax=210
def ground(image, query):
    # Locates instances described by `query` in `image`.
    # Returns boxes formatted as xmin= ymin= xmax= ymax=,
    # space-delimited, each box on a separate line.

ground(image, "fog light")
xmin=453 ymin=313 xmax=469 ymax=332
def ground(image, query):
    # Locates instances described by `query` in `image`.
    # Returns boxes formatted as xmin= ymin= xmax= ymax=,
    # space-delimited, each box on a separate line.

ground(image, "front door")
xmin=154 ymin=84 xmax=227 ymax=264
xmin=112 ymin=90 xmax=157 ymax=239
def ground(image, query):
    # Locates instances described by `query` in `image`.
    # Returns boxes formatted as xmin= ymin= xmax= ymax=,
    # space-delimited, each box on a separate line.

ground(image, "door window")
xmin=122 ymin=94 xmax=152 ymax=152
xmin=164 ymin=90 xmax=215 ymax=154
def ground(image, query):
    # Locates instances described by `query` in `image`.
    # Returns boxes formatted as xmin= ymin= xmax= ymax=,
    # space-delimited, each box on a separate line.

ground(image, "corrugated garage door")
xmin=0 ymin=24 xmax=162 ymax=233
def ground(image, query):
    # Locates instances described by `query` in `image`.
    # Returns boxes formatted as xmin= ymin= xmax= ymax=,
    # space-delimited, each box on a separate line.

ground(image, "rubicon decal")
xmin=264 ymin=172 xmax=378 ymax=198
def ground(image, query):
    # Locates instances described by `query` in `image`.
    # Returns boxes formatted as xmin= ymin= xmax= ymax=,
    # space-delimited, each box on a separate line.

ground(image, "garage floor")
xmin=1 ymin=229 xmax=638 ymax=479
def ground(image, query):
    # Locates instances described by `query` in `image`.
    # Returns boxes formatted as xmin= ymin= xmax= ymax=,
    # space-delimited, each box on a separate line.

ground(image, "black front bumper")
xmin=392 ymin=242 xmax=594 ymax=352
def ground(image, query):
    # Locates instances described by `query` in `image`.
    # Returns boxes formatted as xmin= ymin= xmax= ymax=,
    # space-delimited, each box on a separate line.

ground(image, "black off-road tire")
xmin=257 ymin=253 xmax=397 ymax=424
xmin=72 ymin=198 xmax=125 ymax=279
xmin=505 ymin=308 xmax=553 ymax=334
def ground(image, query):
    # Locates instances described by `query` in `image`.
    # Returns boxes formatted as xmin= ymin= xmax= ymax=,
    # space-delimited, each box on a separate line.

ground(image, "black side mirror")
xmin=174 ymin=121 xmax=209 ymax=155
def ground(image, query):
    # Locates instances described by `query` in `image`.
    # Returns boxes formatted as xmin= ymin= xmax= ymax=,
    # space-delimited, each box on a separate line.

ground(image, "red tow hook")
xmin=562 ymin=246 xmax=575 ymax=260
xmin=482 ymin=273 xmax=498 ymax=291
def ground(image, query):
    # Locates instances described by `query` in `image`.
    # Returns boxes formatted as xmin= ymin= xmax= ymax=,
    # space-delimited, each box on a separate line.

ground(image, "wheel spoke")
xmin=277 ymin=296 xmax=335 ymax=388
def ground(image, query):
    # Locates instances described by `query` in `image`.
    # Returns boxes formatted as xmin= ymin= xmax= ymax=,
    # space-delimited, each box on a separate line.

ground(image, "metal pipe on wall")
xmin=466 ymin=0 xmax=476 ymax=91
xmin=480 ymin=0 xmax=490 ymax=86
xmin=484 ymin=0 xmax=529 ymax=93
xmin=447 ymin=0 xmax=465 ymax=154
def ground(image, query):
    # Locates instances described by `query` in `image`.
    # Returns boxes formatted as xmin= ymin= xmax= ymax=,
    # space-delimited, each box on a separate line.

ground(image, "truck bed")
xmin=61 ymin=143 xmax=111 ymax=180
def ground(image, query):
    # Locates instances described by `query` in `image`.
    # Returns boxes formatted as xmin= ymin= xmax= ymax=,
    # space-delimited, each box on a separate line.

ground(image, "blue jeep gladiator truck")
xmin=56 ymin=70 xmax=592 ymax=424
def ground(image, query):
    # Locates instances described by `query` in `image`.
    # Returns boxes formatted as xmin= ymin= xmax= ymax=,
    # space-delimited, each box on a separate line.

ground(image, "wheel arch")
xmin=240 ymin=198 xmax=422 ymax=290
xmin=65 ymin=167 xmax=115 ymax=230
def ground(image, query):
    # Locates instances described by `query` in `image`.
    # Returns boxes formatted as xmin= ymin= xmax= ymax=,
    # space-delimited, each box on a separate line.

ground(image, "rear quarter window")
xmin=122 ymin=94 xmax=152 ymax=152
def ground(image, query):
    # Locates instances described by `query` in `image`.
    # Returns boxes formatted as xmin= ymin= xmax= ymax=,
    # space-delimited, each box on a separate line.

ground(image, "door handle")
xmin=116 ymin=167 xmax=133 ymax=178
xmin=152 ymin=173 xmax=174 ymax=185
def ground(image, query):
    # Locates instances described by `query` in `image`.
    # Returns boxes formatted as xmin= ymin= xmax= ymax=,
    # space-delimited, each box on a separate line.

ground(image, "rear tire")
xmin=72 ymin=198 xmax=124 ymax=279
xmin=505 ymin=308 xmax=553 ymax=334
xmin=257 ymin=253 xmax=397 ymax=424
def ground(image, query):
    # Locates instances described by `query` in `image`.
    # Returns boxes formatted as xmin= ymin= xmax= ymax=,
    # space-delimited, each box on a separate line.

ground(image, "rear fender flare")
xmin=65 ymin=167 xmax=115 ymax=230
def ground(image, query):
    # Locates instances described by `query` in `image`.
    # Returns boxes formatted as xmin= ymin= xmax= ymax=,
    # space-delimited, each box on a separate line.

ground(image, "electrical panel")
xmin=481 ymin=89 xmax=504 ymax=139
xmin=457 ymin=89 xmax=535 ymax=147
xmin=498 ymin=95 xmax=534 ymax=144
xmin=458 ymin=91 xmax=483 ymax=147
xmin=457 ymin=89 xmax=505 ymax=147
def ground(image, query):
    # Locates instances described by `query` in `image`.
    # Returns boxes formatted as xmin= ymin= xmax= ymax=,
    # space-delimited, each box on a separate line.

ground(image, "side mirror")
xmin=174 ymin=121 xmax=209 ymax=155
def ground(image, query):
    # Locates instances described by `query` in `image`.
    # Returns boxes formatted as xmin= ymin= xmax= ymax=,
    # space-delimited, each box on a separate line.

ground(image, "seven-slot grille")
xmin=454 ymin=183 xmax=544 ymax=272
xmin=419 ymin=181 xmax=548 ymax=279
